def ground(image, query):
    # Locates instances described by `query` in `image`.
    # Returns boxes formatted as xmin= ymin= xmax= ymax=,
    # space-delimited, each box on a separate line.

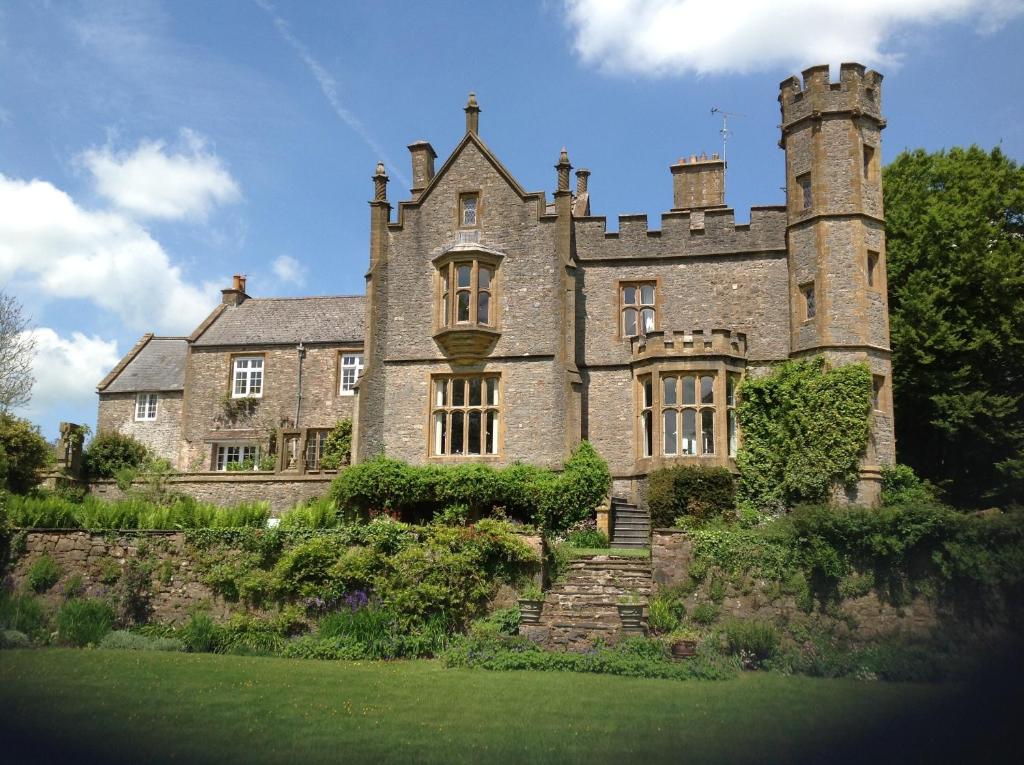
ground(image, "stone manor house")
xmin=97 ymin=63 xmax=894 ymax=507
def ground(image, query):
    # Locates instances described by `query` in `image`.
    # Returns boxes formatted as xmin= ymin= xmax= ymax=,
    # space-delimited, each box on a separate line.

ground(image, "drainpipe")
xmin=294 ymin=342 xmax=306 ymax=427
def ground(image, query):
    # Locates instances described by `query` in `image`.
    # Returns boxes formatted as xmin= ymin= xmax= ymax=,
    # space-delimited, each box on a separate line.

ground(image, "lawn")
xmin=0 ymin=649 xmax=1019 ymax=765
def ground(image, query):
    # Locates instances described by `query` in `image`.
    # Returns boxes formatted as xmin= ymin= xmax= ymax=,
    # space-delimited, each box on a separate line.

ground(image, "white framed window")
xmin=340 ymin=353 xmax=364 ymax=394
xmin=232 ymin=356 xmax=263 ymax=398
xmin=215 ymin=444 xmax=258 ymax=471
xmin=134 ymin=393 xmax=158 ymax=421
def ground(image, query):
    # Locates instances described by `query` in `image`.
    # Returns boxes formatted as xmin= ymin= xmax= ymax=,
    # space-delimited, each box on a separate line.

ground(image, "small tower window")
xmin=872 ymin=375 xmax=885 ymax=411
xmin=797 ymin=173 xmax=812 ymax=210
xmin=460 ymin=193 xmax=479 ymax=227
xmin=867 ymin=250 xmax=880 ymax=288
xmin=863 ymin=145 xmax=876 ymax=181
xmin=800 ymin=282 xmax=816 ymax=320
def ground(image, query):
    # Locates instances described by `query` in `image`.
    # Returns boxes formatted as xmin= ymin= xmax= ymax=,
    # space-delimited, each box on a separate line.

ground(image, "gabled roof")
xmin=390 ymin=132 xmax=549 ymax=230
xmin=191 ymin=295 xmax=365 ymax=347
xmin=99 ymin=335 xmax=188 ymax=393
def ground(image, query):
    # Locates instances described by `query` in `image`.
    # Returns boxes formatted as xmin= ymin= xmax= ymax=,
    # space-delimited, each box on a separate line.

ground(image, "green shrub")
xmin=647 ymin=588 xmax=687 ymax=634
xmin=563 ymin=517 xmax=609 ymax=549
xmin=0 ymin=629 xmax=30 ymax=649
xmin=318 ymin=603 xmax=401 ymax=659
xmin=881 ymin=464 xmax=938 ymax=506
xmin=84 ymin=432 xmax=149 ymax=480
xmin=99 ymin=630 xmax=184 ymax=652
xmin=331 ymin=442 xmax=610 ymax=532
xmin=57 ymin=598 xmax=115 ymax=647
xmin=470 ymin=607 xmax=521 ymax=638
xmin=0 ymin=592 xmax=49 ymax=640
xmin=281 ymin=634 xmax=365 ymax=660
xmin=648 ymin=465 xmax=736 ymax=528
xmin=0 ymin=414 xmax=51 ymax=494
xmin=690 ymin=603 xmax=719 ymax=625
xmin=320 ymin=419 xmax=352 ymax=470
xmin=180 ymin=612 xmax=224 ymax=653
xmin=25 ymin=554 xmax=61 ymax=593
xmin=441 ymin=632 xmax=738 ymax=681
xmin=724 ymin=620 xmax=780 ymax=668
xmin=736 ymin=358 xmax=872 ymax=512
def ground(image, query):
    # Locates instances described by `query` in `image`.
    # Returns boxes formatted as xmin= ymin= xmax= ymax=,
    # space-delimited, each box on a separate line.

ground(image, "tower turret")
xmin=780 ymin=63 xmax=894 ymax=504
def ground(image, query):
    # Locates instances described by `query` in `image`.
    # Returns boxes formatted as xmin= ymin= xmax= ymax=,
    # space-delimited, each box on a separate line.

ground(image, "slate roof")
xmin=192 ymin=295 xmax=365 ymax=347
xmin=102 ymin=336 xmax=188 ymax=393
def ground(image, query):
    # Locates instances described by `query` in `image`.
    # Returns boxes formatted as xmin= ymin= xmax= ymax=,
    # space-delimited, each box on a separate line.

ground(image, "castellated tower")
xmin=780 ymin=63 xmax=895 ymax=504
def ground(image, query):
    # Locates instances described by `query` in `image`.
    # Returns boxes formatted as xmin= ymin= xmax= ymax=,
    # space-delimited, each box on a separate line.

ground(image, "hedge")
xmin=330 ymin=441 xmax=610 ymax=532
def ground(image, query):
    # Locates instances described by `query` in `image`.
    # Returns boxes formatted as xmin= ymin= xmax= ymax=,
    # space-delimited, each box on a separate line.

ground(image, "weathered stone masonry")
xmin=98 ymin=63 xmax=895 ymax=511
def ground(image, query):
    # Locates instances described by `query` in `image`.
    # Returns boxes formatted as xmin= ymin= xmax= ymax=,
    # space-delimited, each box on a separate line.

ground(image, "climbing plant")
xmin=736 ymin=358 xmax=872 ymax=512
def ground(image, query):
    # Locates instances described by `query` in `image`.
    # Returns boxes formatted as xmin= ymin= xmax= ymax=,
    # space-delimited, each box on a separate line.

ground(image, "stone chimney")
xmin=465 ymin=92 xmax=480 ymax=134
xmin=670 ymin=153 xmax=726 ymax=211
xmin=574 ymin=168 xmax=591 ymax=216
xmin=408 ymin=141 xmax=437 ymax=196
xmin=221 ymin=274 xmax=249 ymax=306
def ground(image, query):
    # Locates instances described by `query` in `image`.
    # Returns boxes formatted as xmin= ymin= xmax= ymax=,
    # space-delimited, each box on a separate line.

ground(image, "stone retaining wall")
xmin=89 ymin=474 xmax=334 ymax=514
xmin=8 ymin=530 xmax=544 ymax=627
xmin=651 ymin=529 xmax=939 ymax=640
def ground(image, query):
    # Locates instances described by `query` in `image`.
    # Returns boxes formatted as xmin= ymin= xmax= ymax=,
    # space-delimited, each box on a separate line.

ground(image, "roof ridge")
xmin=240 ymin=294 xmax=366 ymax=302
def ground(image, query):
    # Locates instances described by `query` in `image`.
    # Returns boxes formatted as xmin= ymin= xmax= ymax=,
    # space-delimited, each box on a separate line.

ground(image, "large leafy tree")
xmin=884 ymin=146 xmax=1024 ymax=507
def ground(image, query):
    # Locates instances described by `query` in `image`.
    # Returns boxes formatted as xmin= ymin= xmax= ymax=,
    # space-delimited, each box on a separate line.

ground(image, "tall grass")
xmin=279 ymin=496 xmax=343 ymax=529
xmin=5 ymin=493 xmax=270 ymax=530
xmin=56 ymin=598 xmax=115 ymax=647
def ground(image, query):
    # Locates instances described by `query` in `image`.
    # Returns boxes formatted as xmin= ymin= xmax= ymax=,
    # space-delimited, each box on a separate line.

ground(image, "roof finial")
xmin=465 ymin=92 xmax=481 ymax=134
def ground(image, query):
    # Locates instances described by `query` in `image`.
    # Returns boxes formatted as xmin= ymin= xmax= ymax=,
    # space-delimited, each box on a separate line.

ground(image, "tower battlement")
xmin=630 ymin=328 xmax=748 ymax=361
xmin=779 ymin=63 xmax=884 ymax=130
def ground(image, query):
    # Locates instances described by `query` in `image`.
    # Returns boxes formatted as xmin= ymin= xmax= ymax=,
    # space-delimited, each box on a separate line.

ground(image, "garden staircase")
xmin=609 ymin=496 xmax=650 ymax=549
xmin=524 ymin=556 xmax=653 ymax=651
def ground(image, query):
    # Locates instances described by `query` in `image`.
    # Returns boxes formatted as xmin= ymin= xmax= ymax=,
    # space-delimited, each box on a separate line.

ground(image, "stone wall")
xmin=7 ymin=530 xmax=544 ymax=627
xmin=89 ymin=474 xmax=333 ymax=514
xmin=651 ymin=529 xmax=939 ymax=640
xmin=8 ymin=531 xmax=232 ymax=625
xmin=181 ymin=344 xmax=358 ymax=471
xmin=97 ymin=391 xmax=183 ymax=465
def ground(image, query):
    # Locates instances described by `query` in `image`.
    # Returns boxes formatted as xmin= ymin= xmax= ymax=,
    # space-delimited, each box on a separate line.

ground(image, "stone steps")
xmin=522 ymin=556 xmax=653 ymax=651
xmin=610 ymin=499 xmax=651 ymax=550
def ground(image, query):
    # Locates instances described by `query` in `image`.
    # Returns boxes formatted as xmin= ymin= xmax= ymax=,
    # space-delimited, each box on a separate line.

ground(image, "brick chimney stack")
xmin=670 ymin=153 xmax=726 ymax=211
xmin=221 ymin=274 xmax=249 ymax=306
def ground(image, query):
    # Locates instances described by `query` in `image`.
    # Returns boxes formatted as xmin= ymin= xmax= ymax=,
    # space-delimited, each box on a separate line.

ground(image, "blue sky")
xmin=1 ymin=0 xmax=1022 ymax=440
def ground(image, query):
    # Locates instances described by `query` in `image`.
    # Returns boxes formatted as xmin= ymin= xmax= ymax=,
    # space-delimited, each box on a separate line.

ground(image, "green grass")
xmin=567 ymin=547 xmax=650 ymax=558
xmin=1 ymin=649 xmax=1015 ymax=764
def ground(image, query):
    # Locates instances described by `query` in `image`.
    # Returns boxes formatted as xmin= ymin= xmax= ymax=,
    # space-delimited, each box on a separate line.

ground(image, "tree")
xmin=884 ymin=146 xmax=1024 ymax=507
xmin=0 ymin=412 xmax=51 ymax=493
xmin=0 ymin=291 xmax=36 ymax=412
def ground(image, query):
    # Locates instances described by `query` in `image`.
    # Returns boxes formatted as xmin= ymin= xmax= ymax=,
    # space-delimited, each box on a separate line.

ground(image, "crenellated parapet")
xmin=779 ymin=63 xmax=884 ymax=134
xmin=630 ymin=328 xmax=748 ymax=362
xmin=574 ymin=206 xmax=786 ymax=261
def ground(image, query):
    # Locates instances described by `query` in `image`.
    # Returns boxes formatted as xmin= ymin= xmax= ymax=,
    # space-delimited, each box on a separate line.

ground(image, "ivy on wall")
xmin=736 ymin=358 xmax=872 ymax=512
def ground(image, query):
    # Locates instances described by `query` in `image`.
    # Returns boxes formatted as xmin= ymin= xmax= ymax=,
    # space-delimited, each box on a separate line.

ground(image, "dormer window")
xmin=460 ymin=193 xmax=479 ymax=228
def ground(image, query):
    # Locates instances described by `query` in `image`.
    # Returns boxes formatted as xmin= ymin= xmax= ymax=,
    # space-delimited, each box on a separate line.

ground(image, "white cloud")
xmin=272 ymin=254 xmax=307 ymax=286
xmin=563 ymin=0 xmax=1024 ymax=75
xmin=21 ymin=328 xmax=120 ymax=423
xmin=0 ymin=173 xmax=219 ymax=333
xmin=79 ymin=128 xmax=241 ymax=221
